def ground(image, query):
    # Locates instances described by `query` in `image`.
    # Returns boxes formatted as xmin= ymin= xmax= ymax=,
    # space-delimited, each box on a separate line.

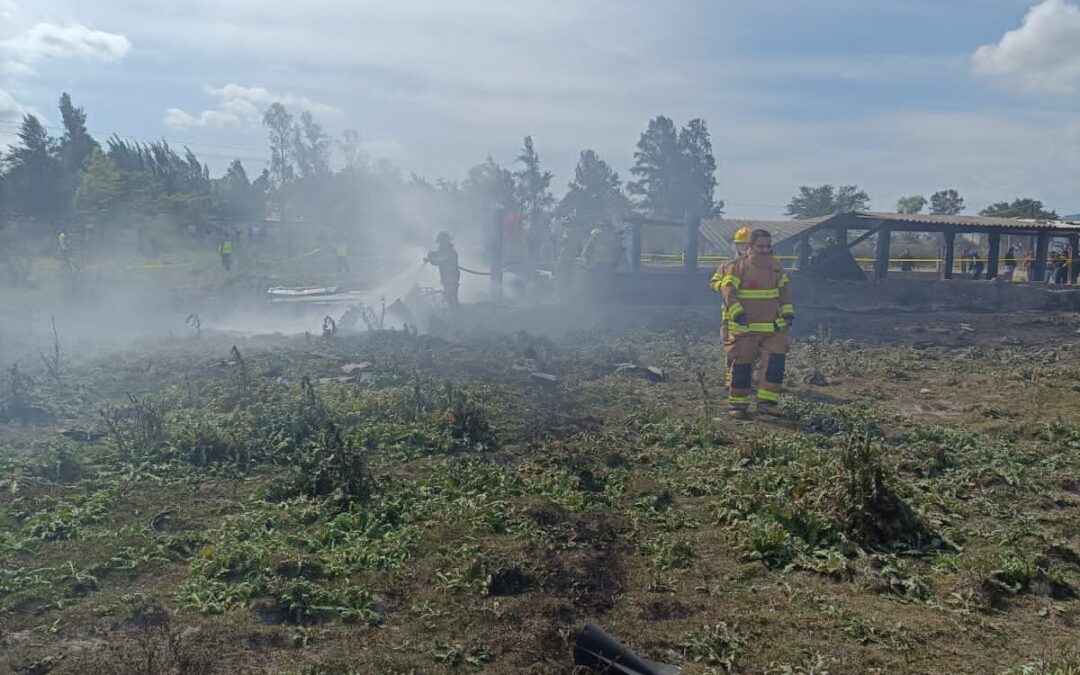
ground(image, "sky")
xmin=1 ymin=0 xmax=1079 ymax=219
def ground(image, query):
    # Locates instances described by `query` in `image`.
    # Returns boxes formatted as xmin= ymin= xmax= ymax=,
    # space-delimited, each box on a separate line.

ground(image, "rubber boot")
xmin=757 ymin=401 xmax=782 ymax=417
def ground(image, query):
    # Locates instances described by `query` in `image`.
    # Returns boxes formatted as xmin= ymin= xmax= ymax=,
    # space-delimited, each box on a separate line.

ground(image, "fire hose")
xmin=457 ymin=265 xmax=492 ymax=276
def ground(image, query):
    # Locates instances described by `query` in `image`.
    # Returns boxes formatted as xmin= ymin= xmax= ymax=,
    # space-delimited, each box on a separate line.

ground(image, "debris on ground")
xmin=574 ymin=623 xmax=681 ymax=675
xmin=614 ymin=363 xmax=667 ymax=382
xmin=529 ymin=371 xmax=558 ymax=385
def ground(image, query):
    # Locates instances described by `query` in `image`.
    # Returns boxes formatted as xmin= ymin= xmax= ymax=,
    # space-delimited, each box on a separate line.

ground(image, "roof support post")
xmin=629 ymin=222 xmax=642 ymax=272
xmin=491 ymin=208 xmax=504 ymax=299
xmin=797 ymin=234 xmax=811 ymax=270
xmin=1070 ymin=234 xmax=1079 ymax=284
xmin=943 ymin=231 xmax=955 ymax=279
xmin=1034 ymin=230 xmax=1050 ymax=282
xmin=874 ymin=225 xmax=892 ymax=280
xmin=987 ymin=232 xmax=1001 ymax=280
xmin=683 ymin=213 xmax=700 ymax=273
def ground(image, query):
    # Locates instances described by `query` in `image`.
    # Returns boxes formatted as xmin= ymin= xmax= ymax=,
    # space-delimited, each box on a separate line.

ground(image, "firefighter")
xmin=710 ymin=229 xmax=794 ymax=420
xmin=424 ymin=231 xmax=460 ymax=307
xmin=720 ymin=226 xmax=753 ymax=385
xmin=582 ymin=221 xmax=620 ymax=271
xmin=218 ymin=237 xmax=233 ymax=271
xmin=556 ymin=227 xmax=579 ymax=301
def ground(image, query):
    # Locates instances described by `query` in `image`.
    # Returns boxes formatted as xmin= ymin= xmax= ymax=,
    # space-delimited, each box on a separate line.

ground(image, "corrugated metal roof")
xmin=853 ymin=211 xmax=1080 ymax=232
xmin=699 ymin=217 xmax=827 ymax=254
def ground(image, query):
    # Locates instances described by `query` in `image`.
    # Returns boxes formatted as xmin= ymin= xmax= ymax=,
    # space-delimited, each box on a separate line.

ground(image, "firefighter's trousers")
xmin=725 ymin=331 xmax=789 ymax=408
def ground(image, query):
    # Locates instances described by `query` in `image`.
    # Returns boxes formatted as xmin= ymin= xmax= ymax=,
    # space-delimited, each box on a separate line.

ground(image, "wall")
xmin=578 ymin=269 xmax=1080 ymax=312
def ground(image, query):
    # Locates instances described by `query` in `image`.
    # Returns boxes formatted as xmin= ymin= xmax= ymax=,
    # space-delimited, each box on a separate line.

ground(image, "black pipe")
xmin=573 ymin=623 xmax=681 ymax=675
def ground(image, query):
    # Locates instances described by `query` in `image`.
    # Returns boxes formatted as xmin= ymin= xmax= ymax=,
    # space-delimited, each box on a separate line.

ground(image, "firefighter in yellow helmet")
xmin=710 ymin=229 xmax=794 ymax=420
xmin=720 ymin=226 xmax=754 ymax=385
xmin=733 ymin=226 xmax=752 ymax=250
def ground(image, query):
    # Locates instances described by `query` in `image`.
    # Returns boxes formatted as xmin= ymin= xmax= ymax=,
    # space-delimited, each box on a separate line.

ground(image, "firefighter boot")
xmin=756 ymin=350 xmax=787 ymax=417
xmin=757 ymin=400 xmax=782 ymax=417
xmin=728 ymin=405 xmax=750 ymax=421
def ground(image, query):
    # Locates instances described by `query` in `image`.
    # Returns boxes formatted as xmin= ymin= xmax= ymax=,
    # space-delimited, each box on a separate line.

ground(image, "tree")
xmin=463 ymin=156 xmax=516 ymax=213
xmin=628 ymin=116 xmax=680 ymax=218
xmin=2 ymin=114 xmax=66 ymax=231
xmin=295 ymin=111 xmax=331 ymax=181
xmin=979 ymin=197 xmax=1057 ymax=220
xmin=513 ymin=136 xmax=554 ymax=222
xmin=105 ymin=137 xmax=209 ymax=196
xmin=896 ymin=195 xmax=926 ymax=214
xmin=74 ymin=149 xmax=160 ymax=227
xmin=263 ymin=103 xmax=296 ymax=198
xmin=834 ymin=185 xmax=871 ymax=213
xmin=677 ymin=118 xmax=723 ymax=217
xmin=338 ymin=129 xmax=365 ymax=171
xmin=559 ymin=149 xmax=628 ymax=226
xmin=784 ymin=184 xmax=870 ymax=219
xmin=215 ymin=160 xmax=264 ymax=221
xmin=929 ymin=189 xmax=964 ymax=216
xmin=628 ymin=116 xmax=723 ymax=220
xmin=58 ymin=93 xmax=99 ymax=177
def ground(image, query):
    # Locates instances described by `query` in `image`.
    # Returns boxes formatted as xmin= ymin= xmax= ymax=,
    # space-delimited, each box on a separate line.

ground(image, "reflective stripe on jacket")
xmin=709 ymin=253 xmax=792 ymax=335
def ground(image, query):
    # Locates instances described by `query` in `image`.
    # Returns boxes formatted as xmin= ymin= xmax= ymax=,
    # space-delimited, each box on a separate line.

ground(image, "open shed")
xmin=775 ymin=212 xmax=1080 ymax=283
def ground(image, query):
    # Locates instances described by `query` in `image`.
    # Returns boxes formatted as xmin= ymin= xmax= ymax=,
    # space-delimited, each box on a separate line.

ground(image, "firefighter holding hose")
xmin=424 ymin=231 xmax=460 ymax=307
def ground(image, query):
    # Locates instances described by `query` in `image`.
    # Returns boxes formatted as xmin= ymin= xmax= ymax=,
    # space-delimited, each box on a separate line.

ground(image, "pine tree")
xmin=929 ymin=189 xmax=965 ymax=215
xmin=628 ymin=116 xmax=722 ymax=219
xmin=2 ymin=115 xmax=65 ymax=231
xmin=513 ymin=136 xmax=554 ymax=223
xmin=560 ymin=150 xmax=628 ymax=226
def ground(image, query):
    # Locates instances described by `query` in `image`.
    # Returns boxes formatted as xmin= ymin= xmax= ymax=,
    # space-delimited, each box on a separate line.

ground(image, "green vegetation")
xmin=1 ymin=313 xmax=1079 ymax=673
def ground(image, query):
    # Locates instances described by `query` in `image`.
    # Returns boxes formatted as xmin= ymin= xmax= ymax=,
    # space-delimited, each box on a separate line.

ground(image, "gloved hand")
xmin=733 ymin=312 xmax=749 ymax=326
xmin=783 ymin=313 xmax=794 ymax=325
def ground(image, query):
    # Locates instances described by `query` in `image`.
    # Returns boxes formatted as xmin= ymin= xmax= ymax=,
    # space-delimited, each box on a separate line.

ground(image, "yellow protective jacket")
xmin=709 ymin=252 xmax=793 ymax=336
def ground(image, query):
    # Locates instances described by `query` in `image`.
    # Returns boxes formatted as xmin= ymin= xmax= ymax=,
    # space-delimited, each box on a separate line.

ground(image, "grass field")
xmin=1 ymin=305 xmax=1078 ymax=674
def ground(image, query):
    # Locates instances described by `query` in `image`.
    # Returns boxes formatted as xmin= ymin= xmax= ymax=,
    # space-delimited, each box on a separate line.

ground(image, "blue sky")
xmin=2 ymin=0 xmax=1078 ymax=218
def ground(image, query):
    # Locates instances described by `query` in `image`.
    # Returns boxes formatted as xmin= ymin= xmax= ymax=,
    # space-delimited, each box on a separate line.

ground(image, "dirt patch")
xmin=544 ymin=513 xmax=625 ymax=615
xmin=488 ymin=567 xmax=534 ymax=596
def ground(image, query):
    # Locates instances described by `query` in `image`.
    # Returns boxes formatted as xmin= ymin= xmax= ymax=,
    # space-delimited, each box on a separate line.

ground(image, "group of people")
xmin=422 ymin=223 xmax=624 ymax=307
xmin=954 ymin=245 xmax=1074 ymax=284
xmin=421 ymin=224 xmax=794 ymax=421
xmin=1004 ymin=245 xmax=1073 ymax=283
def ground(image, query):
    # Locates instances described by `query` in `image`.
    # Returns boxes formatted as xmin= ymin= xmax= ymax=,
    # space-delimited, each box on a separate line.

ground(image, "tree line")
xmin=786 ymin=185 xmax=1058 ymax=220
xmin=0 ymin=96 xmax=725 ymax=250
xmin=0 ymin=92 xmax=1064 ymax=251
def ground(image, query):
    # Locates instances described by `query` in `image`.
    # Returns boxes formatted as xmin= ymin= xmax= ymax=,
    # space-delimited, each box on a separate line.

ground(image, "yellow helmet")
xmin=733 ymin=226 xmax=752 ymax=244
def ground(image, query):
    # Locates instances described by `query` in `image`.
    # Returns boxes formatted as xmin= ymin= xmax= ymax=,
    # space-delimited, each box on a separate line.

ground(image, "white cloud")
xmin=0 ymin=86 xmax=29 ymax=123
xmin=1 ymin=22 xmax=131 ymax=76
xmin=973 ymin=0 xmax=1080 ymax=93
xmin=164 ymin=83 xmax=342 ymax=129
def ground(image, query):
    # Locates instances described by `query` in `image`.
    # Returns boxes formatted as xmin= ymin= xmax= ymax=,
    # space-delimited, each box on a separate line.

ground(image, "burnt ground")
xmin=1 ymin=306 xmax=1079 ymax=674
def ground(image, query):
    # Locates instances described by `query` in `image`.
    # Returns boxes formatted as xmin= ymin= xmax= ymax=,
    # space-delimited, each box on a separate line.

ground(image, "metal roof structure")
xmin=842 ymin=211 xmax=1080 ymax=233
xmin=699 ymin=217 xmax=827 ymax=255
